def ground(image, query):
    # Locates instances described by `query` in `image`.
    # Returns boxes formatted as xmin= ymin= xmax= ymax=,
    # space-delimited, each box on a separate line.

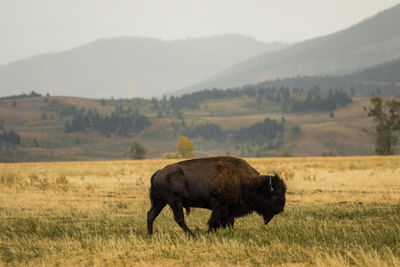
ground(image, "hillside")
xmin=236 ymin=58 xmax=400 ymax=96
xmin=0 ymin=88 xmax=390 ymax=162
xmin=0 ymin=35 xmax=287 ymax=99
xmin=187 ymin=4 xmax=400 ymax=92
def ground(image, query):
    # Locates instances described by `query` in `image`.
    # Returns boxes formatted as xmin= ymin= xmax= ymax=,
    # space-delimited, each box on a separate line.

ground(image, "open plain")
xmin=0 ymin=156 xmax=399 ymax=266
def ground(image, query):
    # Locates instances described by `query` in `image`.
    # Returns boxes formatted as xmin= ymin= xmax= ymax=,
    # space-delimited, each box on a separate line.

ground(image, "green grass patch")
xmin=0 ymin=203 xmax=399 ymax=265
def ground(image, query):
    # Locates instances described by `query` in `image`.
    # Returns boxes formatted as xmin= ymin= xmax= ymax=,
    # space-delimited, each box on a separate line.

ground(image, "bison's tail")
xmin=149 ymin=186 xmax=157 ymax=206
xmin=149 ymin=170 xmax=160 ymax=206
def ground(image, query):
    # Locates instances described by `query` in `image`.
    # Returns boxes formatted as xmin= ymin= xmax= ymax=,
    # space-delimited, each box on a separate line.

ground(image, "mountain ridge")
xmin=0 ymin=34 xmax=287 ymax=98
xmin=227 ymin=57 xmax=400 ymax=96
xmin=185 ymin=4 xmax=400 ymax=93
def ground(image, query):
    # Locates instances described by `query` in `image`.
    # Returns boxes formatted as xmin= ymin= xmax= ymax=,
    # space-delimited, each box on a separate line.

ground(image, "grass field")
xmin=1 ymin=156 xmax=400 ymax=266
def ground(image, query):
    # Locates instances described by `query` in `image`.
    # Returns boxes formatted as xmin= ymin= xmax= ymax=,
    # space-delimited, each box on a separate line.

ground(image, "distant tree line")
xmin=0 ymin=129 xmax=21 ymax=159
xmin=58 ymin=104 xmax=150 ymax=137
xmin=182 ymin=118 xmax=288 ymax=144
xmin=150 ymin=86 xmax=352 ymax=114
xmin=179 ymin=116 xmax=299 ymax=150
xmin=0 ymin=129 xmax=21 ymax=145
xmin=287 ymin=88 xmax=352 ymax=112
xmin=235 ymin=118 xmax=283 ymax=144
xmin=168 ymin=88 xmax=241 ymax=110
xmin=182 ymin=123 xmax=225 ymax=142
xmin=0 ymin=90 xmax=42 ymax=100
xmin=251 ymin=60 xmax=400 ymax=96
xmin=94 ymin=85 xmax=352 ymax=121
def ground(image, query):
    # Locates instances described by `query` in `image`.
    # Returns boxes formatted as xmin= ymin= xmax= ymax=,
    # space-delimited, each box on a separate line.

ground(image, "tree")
xmin=41 ymin=113 xmax=48 ymax=120
xmin=177 ymin=136 xmax=194 ymax=158
xmin=130 ymin=142 xmax=146 ymax=159
xmin=0 ymin=129 xmax=21 ymax=156
xmin=33 ymin=137 xmax=39 ymax=148
xmin=368 ymin=97 xmax=400 ymax=155
xmin=0 ymin=130 xmax=21 ymax=145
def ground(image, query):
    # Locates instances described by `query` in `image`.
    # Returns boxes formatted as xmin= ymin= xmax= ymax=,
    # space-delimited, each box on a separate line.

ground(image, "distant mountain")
xmin=186 ymin=4 xmax=400 ymax=93
xmin=0 ymin=35 xmax=287 ymax=98
xmin=243 ymin=57 xmax=400 ymax=95
xmin=349 ymin=58 xmax=400 ymax=83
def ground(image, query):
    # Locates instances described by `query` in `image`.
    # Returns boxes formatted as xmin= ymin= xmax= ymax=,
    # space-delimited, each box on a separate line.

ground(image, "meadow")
xmin=0 ymin=156 xmax=399 ymax=266
xmin=0 ymin=94 xmax=382 ymax=161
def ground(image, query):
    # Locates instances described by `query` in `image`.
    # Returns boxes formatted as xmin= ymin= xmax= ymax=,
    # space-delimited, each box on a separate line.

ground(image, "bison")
xmin=147 ymin=156 xmax=286 ymax=235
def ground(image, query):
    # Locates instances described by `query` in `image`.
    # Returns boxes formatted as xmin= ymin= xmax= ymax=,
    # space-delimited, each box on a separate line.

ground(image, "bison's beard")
xmin=263 ymin=214 xmax=274 ymax=225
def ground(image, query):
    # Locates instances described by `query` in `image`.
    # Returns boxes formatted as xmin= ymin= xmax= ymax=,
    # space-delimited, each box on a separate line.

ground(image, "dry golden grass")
xmin=1 ymin=95 xmax=388 ymax=161
xmin=248 ymin=156 xmax=400 ymax=204
xmin=0 ymin=156 xmax=399 ymax=266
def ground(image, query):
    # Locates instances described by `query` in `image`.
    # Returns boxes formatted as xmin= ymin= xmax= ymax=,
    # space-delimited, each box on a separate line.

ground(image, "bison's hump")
xmin=171 ymin=156 xmax=261 ymax=196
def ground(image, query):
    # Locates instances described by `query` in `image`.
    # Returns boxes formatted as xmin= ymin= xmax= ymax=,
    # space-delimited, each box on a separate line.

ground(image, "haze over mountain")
xmin=0 ymin=35 xmax=287 ymax=99
xmin=185 ymin=4 xmax=400 ymax=93
xmin=236 ymin=57 xmax=400 ymax=96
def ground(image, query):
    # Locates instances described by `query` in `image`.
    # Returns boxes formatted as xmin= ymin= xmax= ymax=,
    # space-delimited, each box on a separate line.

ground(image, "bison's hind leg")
xmin=147 ymin=189 xmax=166 ymax=235
xmin=169 ymin=202 xmax=193 ymax=235
xmin=147 ymin=201 xmax=166 ymax=235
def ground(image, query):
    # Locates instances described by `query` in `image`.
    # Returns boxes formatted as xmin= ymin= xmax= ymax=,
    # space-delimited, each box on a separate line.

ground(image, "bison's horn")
xmin=268 ymin=177 xmax=273 ymax=192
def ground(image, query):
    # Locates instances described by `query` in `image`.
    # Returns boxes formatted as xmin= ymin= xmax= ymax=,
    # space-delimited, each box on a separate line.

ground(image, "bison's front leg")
xmin=170 ymin=202 xmax=193 ymax=235
xmin=224 ymin=217 xmax=235 ymax=229
xmin=208 ymin=210 xmax=229 ymax=232
xmin=208 ymin=217 xmax=220 ymax=232
xmin=208 ymin=206 xmax=235 ymax=232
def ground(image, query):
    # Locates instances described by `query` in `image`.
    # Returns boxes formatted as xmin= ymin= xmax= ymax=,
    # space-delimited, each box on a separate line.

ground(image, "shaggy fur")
xmin=147 ymin=156 xmax=286 ymax=235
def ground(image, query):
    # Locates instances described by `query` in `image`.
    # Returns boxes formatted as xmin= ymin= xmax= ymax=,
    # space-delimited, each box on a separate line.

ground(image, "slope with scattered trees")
xmin=0 ymin=85 xmax=388 ymax=162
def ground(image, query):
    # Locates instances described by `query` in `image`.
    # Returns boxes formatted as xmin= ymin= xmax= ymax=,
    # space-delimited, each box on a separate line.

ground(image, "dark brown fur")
xmin=147 ymin=156 xmax=286 ymax=235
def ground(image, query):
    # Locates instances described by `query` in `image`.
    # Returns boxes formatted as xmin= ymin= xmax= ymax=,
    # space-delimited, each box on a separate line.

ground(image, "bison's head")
xmin=256 ymin=174 xmax=287 ymax=225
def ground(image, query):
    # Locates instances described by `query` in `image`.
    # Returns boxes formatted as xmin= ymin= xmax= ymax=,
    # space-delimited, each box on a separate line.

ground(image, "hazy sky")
xmin=0 ymin=0 xmax=399 ymax=65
